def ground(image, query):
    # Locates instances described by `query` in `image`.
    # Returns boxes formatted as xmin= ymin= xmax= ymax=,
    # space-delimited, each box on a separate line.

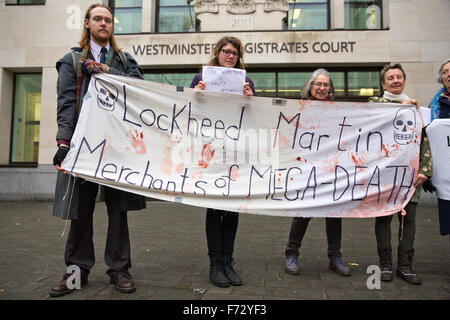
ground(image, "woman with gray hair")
xmin=300 ymin=68 xmax=335 ymax=100
xmin=284 ymin=68 xmax=351 ymax=277
xmin=428 ymin=59 xmax=450 ymax=120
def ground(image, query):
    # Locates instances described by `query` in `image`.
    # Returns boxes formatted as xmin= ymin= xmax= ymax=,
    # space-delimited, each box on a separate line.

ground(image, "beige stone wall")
xmin=0 ymin=0 xmax=449 ymax=166
xmin=389 ymin=0 xmax=450 ymax=106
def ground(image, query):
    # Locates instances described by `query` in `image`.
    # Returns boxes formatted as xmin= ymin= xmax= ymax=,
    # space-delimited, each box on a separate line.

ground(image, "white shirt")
xmin=90 ymin=40 xmax=110 ymax=63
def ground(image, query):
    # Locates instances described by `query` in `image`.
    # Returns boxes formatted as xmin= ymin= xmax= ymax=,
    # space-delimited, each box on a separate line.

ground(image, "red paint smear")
xmin=230 ymin=166 xmax=240 ymax=180
xmin=381 ymin=144 xmax=389 ymax=157
xmin=296 ymin=157 xmax=301 ymax=161
xmin=198 ymin=143 xmax=215 ymax=169
xmin=351 ymin=154 xmax=361 ymax=166
xmin=175 ymin=163 xmax=184 ymax=174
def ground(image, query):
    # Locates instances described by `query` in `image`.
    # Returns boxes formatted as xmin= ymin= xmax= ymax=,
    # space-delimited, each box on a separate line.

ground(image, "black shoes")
xmin=223 ymin=256 xmax=242 ymax=286
xmin=378 ymin=247 xmax=393 ymax=282
xmin=397 ymin=248 xmax=421 ymax=285
xmin=209 ymin=256 xmax=242 ymax=287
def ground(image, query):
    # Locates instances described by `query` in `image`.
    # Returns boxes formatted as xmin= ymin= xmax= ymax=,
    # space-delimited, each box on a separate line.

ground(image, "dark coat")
xmin=53 ymin=47 xmax=146 ymax=220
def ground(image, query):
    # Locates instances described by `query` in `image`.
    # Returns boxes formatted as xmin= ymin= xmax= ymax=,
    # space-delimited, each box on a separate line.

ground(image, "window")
xmin=247 ymin=68 xmax=380 ymax=101
xmin=285 ymin=0 xmax=329 ymax=30
xmin=248 ymin=72 xmax=276 ymax=97
xmin=143 ymin=68 xmax=380 ymax=102
xmin=157 ymin=0 xmax=197 ymax=33
xmin=10 ymin=74 xmax=42 ymax=164
xmin=345 ymin=0 xmax=382 ymax=29
xmin=347 ymin=71 xmax=380 ymax=96
xmin=5 ymin=0 xmax=45 ymax=4
xmin=144 ymin=71 xmax=197 ymax=88
xmin=111 ymin=0 xmax=142 ymax=34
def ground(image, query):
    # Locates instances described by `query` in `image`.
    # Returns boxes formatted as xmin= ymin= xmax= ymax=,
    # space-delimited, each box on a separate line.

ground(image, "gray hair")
xmin=437 ymin=59 xmax=450 ymax=84
xmin=300 ymin=68 xmax=335 ymax=99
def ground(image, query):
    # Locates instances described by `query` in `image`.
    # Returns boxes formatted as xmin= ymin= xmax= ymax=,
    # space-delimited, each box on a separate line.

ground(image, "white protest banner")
xmin=61 ymin=74 xmax=422 ymax=218
xmin=420 ymin=107 xmax=431 ymax=126
xmin=202 ymin=66 xmax=246 ymax=94
xmin=426 ymin=119 xmax=450 ymax=200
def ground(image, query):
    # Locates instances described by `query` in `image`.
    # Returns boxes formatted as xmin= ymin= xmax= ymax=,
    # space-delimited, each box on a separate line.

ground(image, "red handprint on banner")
xmin=126 ymin=130 xmax=147 ymax=155
xmin=198 ymin=143 xmax=215 ymax=169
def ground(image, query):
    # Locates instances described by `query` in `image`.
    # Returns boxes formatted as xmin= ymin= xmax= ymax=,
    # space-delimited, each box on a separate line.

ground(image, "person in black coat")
xmin=49 ymin=4 xmax=146 ymax=297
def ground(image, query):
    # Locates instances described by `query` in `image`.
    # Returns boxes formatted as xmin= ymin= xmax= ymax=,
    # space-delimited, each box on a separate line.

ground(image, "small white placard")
xmin=202 ymin=66 xmax=246 ymax=95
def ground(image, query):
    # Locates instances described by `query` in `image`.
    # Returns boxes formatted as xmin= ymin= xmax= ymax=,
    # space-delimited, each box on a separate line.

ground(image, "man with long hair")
xmin=49 ymin=3 xmax=146 ymax=297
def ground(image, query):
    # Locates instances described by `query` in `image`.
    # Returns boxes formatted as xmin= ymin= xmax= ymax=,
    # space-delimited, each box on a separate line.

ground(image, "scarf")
xmin=75 ymin=47 xmax=114 ymax=114
xmin=383 ymin=91 xmax=410 ymax=103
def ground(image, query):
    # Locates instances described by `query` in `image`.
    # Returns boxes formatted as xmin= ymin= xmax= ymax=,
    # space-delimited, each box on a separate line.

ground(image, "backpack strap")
xmin=117 ymin=50 xmax=128 ymax=71
xmin=70 ymin=50 xmax=81 ymax=74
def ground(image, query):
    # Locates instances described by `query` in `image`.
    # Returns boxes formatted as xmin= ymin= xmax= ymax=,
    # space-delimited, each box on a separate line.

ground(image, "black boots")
xmin=397 ymin=248 xmax=421 ymax=285
xmin=209 ymin=256 xmax=230 ymax=287
xmin=377 ymin=247 xmax=421 ymax=284
xmin=223 ymin=255 xmax=242 ymax=286
xmin=209 ymin=255 xmax=242 ymax=288
xmin=378 ymin=247 xmax=393 ymax=282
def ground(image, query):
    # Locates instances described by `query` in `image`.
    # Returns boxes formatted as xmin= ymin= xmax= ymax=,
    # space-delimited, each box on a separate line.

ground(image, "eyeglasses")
xmin=312 ymin=82 xmax=330 ymax=88
xmin=221 ymin=49 xmax=239 ymax=57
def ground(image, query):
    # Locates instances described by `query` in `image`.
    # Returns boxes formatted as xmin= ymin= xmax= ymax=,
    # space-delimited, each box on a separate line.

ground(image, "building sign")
xmin=117 ymin=31 xmax=389 ymax=65
xmin=131 ymin=41 xmax=357 ymax=57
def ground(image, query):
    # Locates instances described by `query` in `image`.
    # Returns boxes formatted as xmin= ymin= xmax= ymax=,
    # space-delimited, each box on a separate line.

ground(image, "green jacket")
xmin=368 ymin=96 xmax=432 ymax=203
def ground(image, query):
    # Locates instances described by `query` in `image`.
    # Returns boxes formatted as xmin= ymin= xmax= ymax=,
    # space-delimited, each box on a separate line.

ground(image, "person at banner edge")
xmin=190 ymin=36 xmax=256 ymax=288
xmin=368 ymin=63 xmax=432 ymax=285
xmin=49 ymin=3 xmax=146 ymax=298
xmin=429 ymin=59 xmax=450 ymax=238
xmin=428 ymin=59 xmax=450 ymax=121
xmin=284 ymin=68 xmax=351 ymax=278
xmin=423 ymin=60 xmax=450 ymax=192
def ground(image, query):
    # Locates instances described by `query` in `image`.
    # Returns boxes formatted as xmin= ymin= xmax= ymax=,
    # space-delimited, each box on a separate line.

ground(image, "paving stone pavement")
xmin=0 ymin=201 xmax=449 ymax=303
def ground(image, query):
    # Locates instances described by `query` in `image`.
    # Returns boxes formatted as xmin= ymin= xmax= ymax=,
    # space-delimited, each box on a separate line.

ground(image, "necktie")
xmin=100 ymin=47 xmax=107 ymax=64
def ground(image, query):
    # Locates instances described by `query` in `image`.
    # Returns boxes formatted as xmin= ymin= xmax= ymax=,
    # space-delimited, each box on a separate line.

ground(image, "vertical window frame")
xmin=285 ymin=0 xmax=331 ymax=31
xmin=156 ymin=0 xmax=198 ymax=33
xmin=110 ymin=0 xmax=143 ymax=34
xmin=344 ymin=0 xmax=383 ymax=30
xmin=5 ymin=0 xmax=46 ymax=5
xmin=9 ymin=72 xmax=42 ymax=167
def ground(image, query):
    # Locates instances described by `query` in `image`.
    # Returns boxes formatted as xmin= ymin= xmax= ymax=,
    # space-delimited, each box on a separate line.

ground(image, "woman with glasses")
xmin=284 ymin=68 xmax=351 ymax=277
xmin=190 ymin=36 xmax=256 ymax=288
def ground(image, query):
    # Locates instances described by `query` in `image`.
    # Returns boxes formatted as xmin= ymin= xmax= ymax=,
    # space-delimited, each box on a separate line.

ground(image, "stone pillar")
xmin=331 ymin=0 xmax=345 ymax=30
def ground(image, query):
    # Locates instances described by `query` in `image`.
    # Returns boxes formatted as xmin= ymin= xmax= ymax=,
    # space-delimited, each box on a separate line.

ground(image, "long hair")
xmin=207 ymin=36 xmax=245 ymax=70
xmin=300 ymin=68 xmax=335 ymax=99
xmin=437 ymin=58 xmax=450 ymax=84
xmin=78 ymin=3 xmax=121 ymax=52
